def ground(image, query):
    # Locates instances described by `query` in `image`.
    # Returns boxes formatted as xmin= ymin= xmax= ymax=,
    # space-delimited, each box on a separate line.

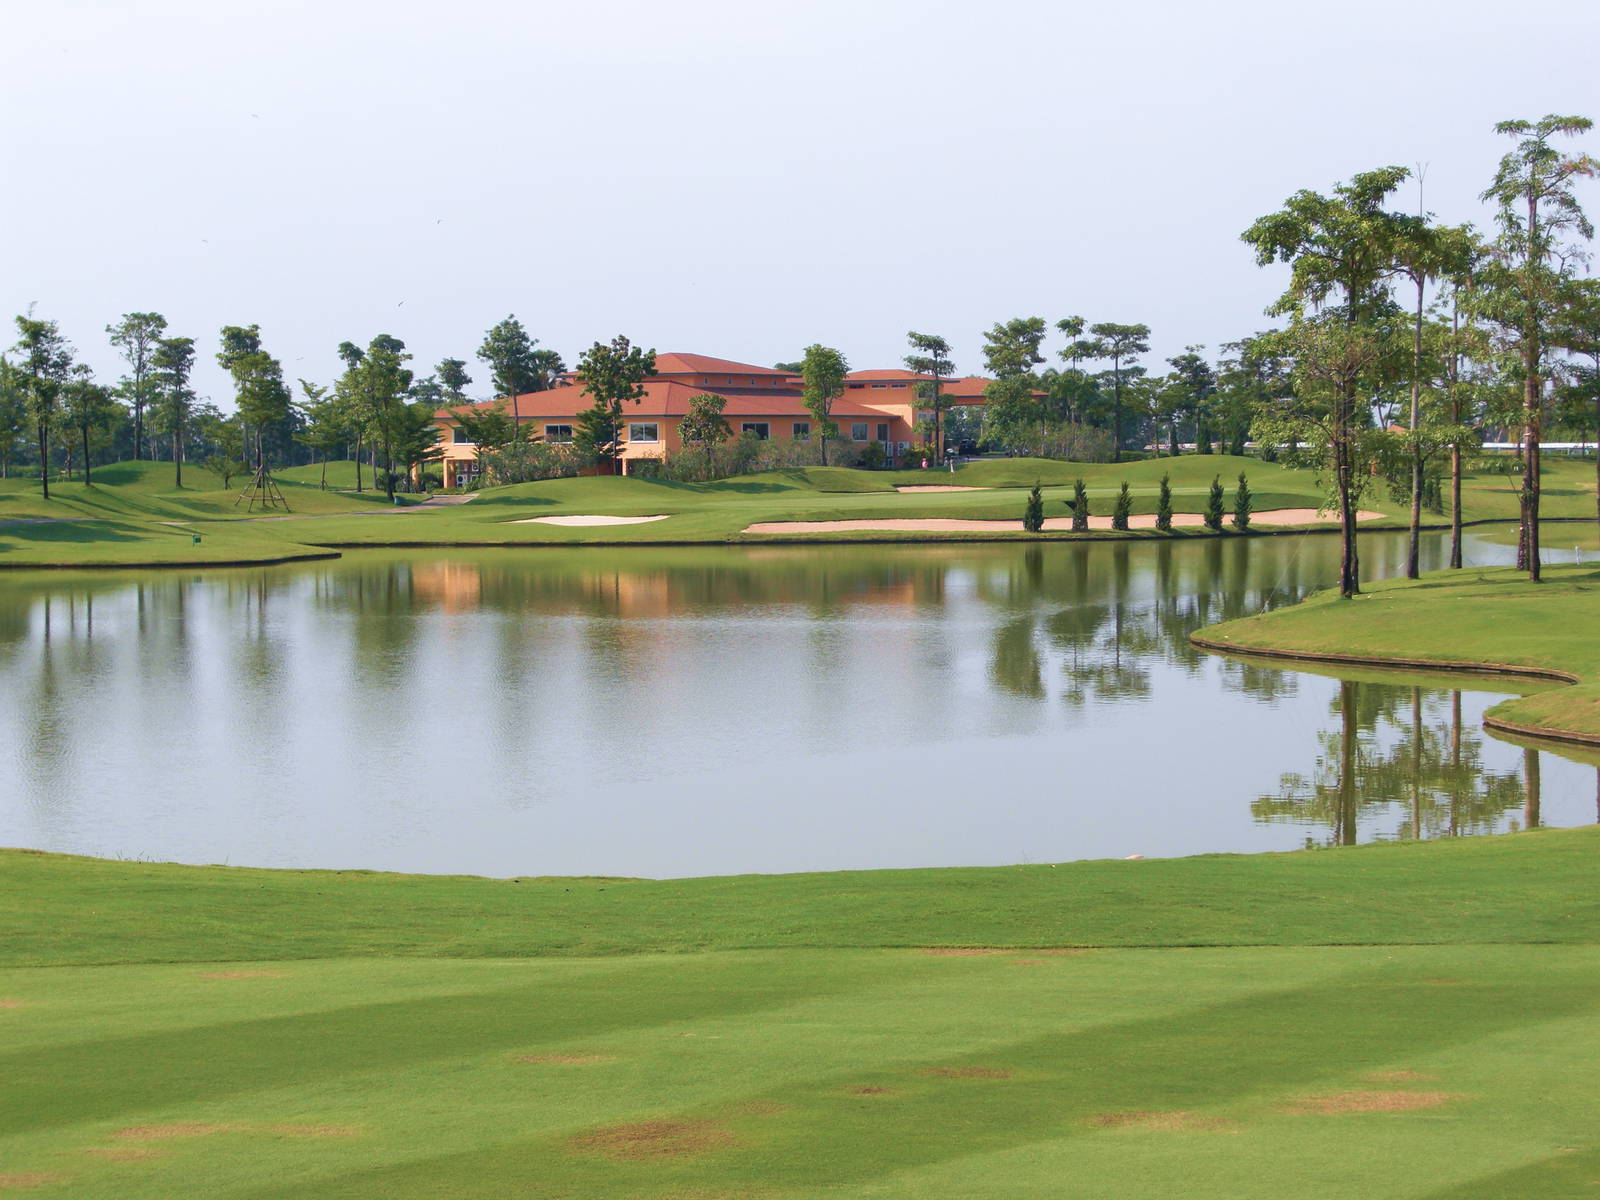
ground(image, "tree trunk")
xmin=1335 ymin=381 xmax=1360 ymax=598
xmin=354 ymin=435 xmax=364 ymax=492
xmin=1406 ymin=275 xmax=1425 ymax=579
xmin=38 ymin=420 xmax=50 ymax=500
xmin=320 ymin=454 xmax=328 ymax=491
xmin=83 ymin=424 xmax=92 ymax=486
xmin=384 ymin=435 xmax=395 ymax=501
xmin=1111 ymin=357 xmax=1122 ymax=464
xmin=1522 ymin=190 xmax=1542 ymax=582
xmin=1449 ymin=299 xmax=1463 ymax=569
xmin=173 ymin=429 xmax=183 ymax=488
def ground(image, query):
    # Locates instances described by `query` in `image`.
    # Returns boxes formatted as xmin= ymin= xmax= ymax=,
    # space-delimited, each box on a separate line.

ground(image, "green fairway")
xmin=2 ymin=834 xmax=1599 ymax=1197
xmin=1194 ymin=562 xmax=1600 ymax=746
xmin=0 ymin=454 xmax=1591 ymax=567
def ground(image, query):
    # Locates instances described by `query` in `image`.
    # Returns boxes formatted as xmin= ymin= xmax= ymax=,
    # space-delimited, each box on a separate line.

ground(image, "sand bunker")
xmin=745 ymin=509 xmax=1384 ymax=534
xmin=895 ymin=485 xmax=990 ymax=492
xmin=515 ymin=514 xmax=670 ymax=526
xmin=1284 ymin=1090 xmax=1461 ymax=1114
xmin=571 ymin=1119 xmax=735 ymax=1160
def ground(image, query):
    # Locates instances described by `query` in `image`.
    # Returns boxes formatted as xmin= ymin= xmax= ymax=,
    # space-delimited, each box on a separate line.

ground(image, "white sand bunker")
xmin=515 ymin=514 xmax=671 ymax=526
xmin=744 ymin=509 xmax=1384 ymax=534
xmin=895 ymin=485 xmax=991 ymax=493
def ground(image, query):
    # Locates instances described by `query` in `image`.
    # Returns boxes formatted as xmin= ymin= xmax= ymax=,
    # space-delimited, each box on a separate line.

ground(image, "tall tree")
xmin=436 ymin=357 xmax=472 ymax=402
xmin=1559 ymin=279 xmax=1600 ymax=537
xmin=801 ymin=343 xmax=849 ymax=466
xmin=1477 ymin=114 xmax=1597 ymax=581
xmin=1166 ymin=346 xmax=1217 ymax=453
xmin=62 ymin=364 xmax=123 ymax=485
xmin=12 ymin=314 xmax=74 ymax=500
xmin=904 ymin=331 xmax=955 ymax=459
xmin=679 ymin=392 xmax=732 ymax=448
xmin=981 ymin=318 xmax=1047 ymax=451
xmin=150 ymin=335 xmax=196 ymax=487
xmin=575 ymin=335 xmax=655 ymax=473
xmin=1087 ymin=323 xmax=1150 ymax=462
xmin=218 ymin=324 xmax=292 ymax=469
xmin=1243 ymin=166 xmax=1414 ymax=597
xmin=0 ymin=358 xmax=26 ymax=478
xmin=478 ymin=315 xmax=558 ymax=434
xmin=339 ymin=335 xmax=414 ymax=501
xmin=106 ymin=312 xmax=166 ymax=461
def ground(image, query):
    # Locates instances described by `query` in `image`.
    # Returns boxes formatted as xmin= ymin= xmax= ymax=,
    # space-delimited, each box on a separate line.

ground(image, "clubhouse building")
xmin=431 ymin=353 xmax=993 ymax=486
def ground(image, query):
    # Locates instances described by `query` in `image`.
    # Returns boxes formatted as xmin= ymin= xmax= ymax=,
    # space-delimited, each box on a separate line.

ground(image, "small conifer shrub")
xmin=1112 ymin=482 xmax=1132 ymax=531
xmin=1205 ymin=475 xmax=1225 ymax=531
xmin=1233 ymin=471 xmax=1252 ymax=531
xmin=1156 ymin=472 xmax=1173 ymax=532
xmin=1023 ymin=482 xmax=1045 ymax=533
xmin=1070 ymin=479 xmax=1089 ymax=531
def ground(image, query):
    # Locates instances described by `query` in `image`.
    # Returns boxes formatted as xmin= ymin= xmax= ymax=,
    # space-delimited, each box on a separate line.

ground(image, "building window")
xmin=851 ymin=422 xmax=869 ymax=442
xmin=545 ymin=424 xmax=573 ymax=443
xmin=871 ymin=384 xmax=889 ymax=389
xmin=792 ymin=421 xmax=810 ymax=441
xmin=628 ymin=423 xmax=659 ymax=443
xmin=741 ymin=422 xmax=770 ymax=440
xmin=451 ymin=427 xmax=471 ymax=444
xmin=876 ymin=423 xmax=889 ymax=442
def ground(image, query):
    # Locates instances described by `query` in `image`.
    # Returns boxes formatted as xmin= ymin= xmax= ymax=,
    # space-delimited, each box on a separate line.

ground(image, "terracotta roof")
xmin=436 ymin=381 xmax=891 ymax=422
xmin=653 ymin=352 xmax=795 ymax=377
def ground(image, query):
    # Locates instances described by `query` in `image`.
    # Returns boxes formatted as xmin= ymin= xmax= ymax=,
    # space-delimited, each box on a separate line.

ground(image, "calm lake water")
xmin=1 ymin=531 xmax=1595 ymax=878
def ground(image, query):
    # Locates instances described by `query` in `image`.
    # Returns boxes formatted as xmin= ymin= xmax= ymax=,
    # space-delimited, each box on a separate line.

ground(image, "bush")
xmin=1070 ymin=478 xmax=1089 ymax=531
xmin=478 ymin=441 xmax=587 ymax=484
xmin=1007 ymin=424 xmax=1116 ymax=463
xmin=1205 ymin=475 xmax=1225 ymax=531
xmin=858 ymin=441 xmax=888 ymax=470
xmin=1232 ymin=471 xmax=1252 ymax=531
xmin=1112 ymin=482 xmax=1132 ymax=531
xmin=1023 ymin=482 xmax=1044 ymax=532
xmin=1156 ymin=472 xmax=1173 ymax=532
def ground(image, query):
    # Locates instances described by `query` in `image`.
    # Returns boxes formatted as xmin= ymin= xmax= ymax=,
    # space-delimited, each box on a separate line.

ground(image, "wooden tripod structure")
xmin=235 ymin=463 xmax=291 ymax=513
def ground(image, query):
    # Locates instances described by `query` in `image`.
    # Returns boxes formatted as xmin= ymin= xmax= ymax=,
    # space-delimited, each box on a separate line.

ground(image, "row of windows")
xmin=452 ymin=421 xmax=890 ymax=446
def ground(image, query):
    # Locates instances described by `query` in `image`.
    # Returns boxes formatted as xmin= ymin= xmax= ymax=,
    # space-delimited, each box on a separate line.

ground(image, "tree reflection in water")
xmin=1255 ymin=681 xmax=1530 ymax=845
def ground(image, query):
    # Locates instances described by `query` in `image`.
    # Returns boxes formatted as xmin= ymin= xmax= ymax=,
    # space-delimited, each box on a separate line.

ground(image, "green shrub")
xmin=1232 ymin=471 xmax=1252 ymax=530
xmin=1112 ymin=481 xmax=1132 ymax=531
xmin=1023 ymin=482 xmax=1045 ymax=533
xmin=1205 ymin=475 xmax=1225 ymax=531
xmin=859 ymin=441 xmax=888 ymax=470
xmin=1070 ymin=478 xmax=1089 ymax=531
xmin=1156 ymin=472 xmax=1173 ymax=532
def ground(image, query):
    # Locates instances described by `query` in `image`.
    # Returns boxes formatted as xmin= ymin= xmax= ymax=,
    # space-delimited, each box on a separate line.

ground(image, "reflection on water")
xmin=0 ymin=531 xmax=1592 ymax=878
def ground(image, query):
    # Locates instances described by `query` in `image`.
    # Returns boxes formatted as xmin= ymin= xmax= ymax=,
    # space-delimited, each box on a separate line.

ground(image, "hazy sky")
xmin=5 ymin=0 xmax=1599 ymax=406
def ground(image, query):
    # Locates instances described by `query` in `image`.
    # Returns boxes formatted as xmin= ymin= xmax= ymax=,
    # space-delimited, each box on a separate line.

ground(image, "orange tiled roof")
xmin=653 ymin=352 xmax=795 ymax=377
xmin=435 ymin=381 xmax=893 ymax=422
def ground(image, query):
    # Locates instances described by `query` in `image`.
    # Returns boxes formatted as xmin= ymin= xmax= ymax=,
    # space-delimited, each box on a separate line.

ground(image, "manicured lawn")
xmin=1195 ymin=563 xmax=1600 ymax=744
xmin=2 ymin=833 xmax=1598 ymax=1197
xmin=1 ymin=455 xmax=1591 ymax=566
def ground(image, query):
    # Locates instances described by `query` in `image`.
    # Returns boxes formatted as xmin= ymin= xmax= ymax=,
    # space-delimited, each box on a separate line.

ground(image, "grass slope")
xmin=1 ymin=454 xmax=1592 ymax=566
xmin=1196 ymin=564 xmax=1600 ymax=744
xmin=2 ymin=835 xmax=1600 ymax=1198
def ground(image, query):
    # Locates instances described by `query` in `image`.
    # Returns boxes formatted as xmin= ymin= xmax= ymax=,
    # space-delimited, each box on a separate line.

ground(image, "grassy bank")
xmin=2 ymin=454 xmax=1593 ymax=567
xmin=1194 ymin=564 xmax=1600 ymax=745
xmin=2 ymin=835 xmax=1599 ymax=1198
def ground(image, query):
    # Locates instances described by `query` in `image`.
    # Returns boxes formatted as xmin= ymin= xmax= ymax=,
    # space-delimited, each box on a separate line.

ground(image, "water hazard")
xmin=0 ymin=530 xmax=1593 ymax=877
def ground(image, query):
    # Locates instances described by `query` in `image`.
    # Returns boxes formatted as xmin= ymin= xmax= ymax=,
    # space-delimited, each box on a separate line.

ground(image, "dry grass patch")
xmin=1090 ymin=1111 xmax=1238 ymax=1133
xmin=1010 ymin=959 xmax=1048 ymax=967
xmin=845 ymin=1085 xmax=898 ymax=1096
xmin=571 ymin=1119 xmax=736 ymax=1161
xmin=0 ymin=999 xmax=24 ymax=1010
xmin=923 ymin=1066 xmax=1013 ymax=1080
xmin=919 ymin=948 xmax=1001 ymax=957
xmin=83 ymin=1147 xmax=163 ymax=1161
xmin=269 ymin=1125 xmax=362 ymax=1138
xmin=0 ymin=1176 xmax=65 ymax=1191
xmin=114 ymin=1123 xmax=239 ymax=1140
xmin=1284 ymin=1090 xmax=1462 ymax=1115
xmin=736 ymin=1101 xmax=790 ymax=1116
xmin=516 ymin=1052 xmax=618 ymax=1065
